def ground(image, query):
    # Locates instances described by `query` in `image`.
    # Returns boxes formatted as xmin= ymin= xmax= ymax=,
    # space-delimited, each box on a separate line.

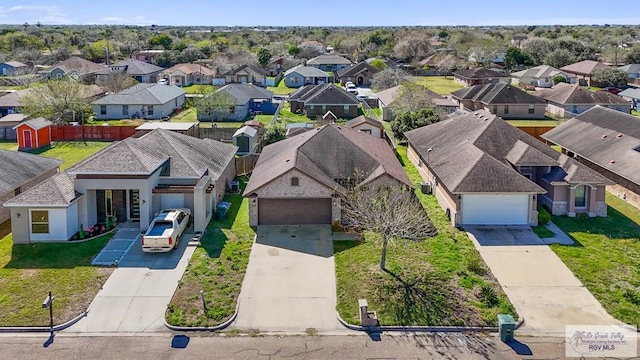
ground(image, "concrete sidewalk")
xmin=233 ymin=225 xmax=342 ymax=332
xmin=466 ymin=226 xmax=624 ymax=336
xmin=65 ymin=230 xmax=196 ymax=333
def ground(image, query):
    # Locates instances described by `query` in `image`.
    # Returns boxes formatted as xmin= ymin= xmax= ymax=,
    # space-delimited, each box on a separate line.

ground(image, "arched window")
xmin=291 ymin=177 xmax=299 ymax=186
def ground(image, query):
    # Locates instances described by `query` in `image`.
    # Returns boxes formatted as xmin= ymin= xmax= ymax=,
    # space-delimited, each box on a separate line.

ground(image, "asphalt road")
xmin=0 ymin=332 xmax=585 ymax=360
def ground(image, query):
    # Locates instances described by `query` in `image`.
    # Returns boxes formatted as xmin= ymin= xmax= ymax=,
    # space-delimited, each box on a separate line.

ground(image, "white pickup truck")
xmin=142 ymin=208 xmax=191 ymax=253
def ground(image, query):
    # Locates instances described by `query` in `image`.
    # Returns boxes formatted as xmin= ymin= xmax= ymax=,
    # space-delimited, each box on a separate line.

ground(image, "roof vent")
xmin=602 ymin=134 xmax=608 ymax=139
xmin=285 ymin=159 xmax=290 ymax=162
xmin=610 ymin=160 xmax=616 ymax=164
xmin=617 ymin=133 xmax=623 ymax=138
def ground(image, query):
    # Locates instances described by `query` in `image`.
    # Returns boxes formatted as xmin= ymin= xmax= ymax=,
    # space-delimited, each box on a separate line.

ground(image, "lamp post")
xmin=42 ymin=291 xmax=55 ymax=335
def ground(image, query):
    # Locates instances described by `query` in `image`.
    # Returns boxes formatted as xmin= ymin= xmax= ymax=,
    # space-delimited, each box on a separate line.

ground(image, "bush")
xmin=479 ymin=284 xmax=499 ymax=307
xmin=538 ymin=206 xmax=551 ymax=225
xmin=466 ymin=253 xmax=486 ymax=275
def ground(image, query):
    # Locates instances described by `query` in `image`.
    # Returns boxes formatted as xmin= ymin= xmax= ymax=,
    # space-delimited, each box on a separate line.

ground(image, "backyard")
xmin=334 ymin=146 xmax=515 ymax=326
xmin=0 ymin=141 xmax=110 ymax=170
xmin=166 ymin=180 xmax=254 ymax=327
xmin=266 ymin=79 xmax=295 ymax=95
xmin=411 ymin=76 xmax=464 ymax=95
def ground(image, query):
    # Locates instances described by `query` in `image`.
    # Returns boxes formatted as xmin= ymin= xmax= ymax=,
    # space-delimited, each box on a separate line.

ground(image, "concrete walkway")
xmin=65 ymin=227 xmax=196 ymax=333
xmin=466 ymin=225 xmax=624 ymax=336
xmin=233 ymin=225 xmax=341 ymax=332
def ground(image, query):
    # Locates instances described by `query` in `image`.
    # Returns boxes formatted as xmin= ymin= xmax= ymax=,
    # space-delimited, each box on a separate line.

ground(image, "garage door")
xmin=258 ymin=198 xmax=332 ymax=225
xmin=461 ymin=194 xmax=529 ymax=225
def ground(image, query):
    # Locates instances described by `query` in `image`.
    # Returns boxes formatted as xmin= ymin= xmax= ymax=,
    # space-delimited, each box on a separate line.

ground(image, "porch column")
xmin=588 ymin=186 xmax=597 ymax=217
xmin=568 ymin=187 xmax=576 ymax=217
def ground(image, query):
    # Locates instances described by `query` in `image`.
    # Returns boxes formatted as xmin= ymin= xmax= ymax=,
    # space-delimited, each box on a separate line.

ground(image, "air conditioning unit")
xmin=420 ymin=182 xmax=432 ymax=195
xmin=229 ymin=180 xmax=240 ymax=193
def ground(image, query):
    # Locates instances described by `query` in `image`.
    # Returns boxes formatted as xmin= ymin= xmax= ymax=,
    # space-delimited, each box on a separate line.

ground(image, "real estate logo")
xmin=566 ymin=325 xmax=637 ymax=358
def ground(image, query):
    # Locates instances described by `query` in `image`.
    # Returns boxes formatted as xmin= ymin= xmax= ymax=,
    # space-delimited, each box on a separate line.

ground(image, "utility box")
xmin=420 ymin=182 xmax=432 ymax=194
xmin=498 ymin=314 xmax=516 ymax=343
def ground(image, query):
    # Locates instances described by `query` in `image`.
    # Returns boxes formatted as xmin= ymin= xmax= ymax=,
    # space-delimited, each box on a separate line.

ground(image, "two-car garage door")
xmin=258 ymin=198 xmax=332 ymax=225
xmin=461 ymin=194 xmax=529 ymax=225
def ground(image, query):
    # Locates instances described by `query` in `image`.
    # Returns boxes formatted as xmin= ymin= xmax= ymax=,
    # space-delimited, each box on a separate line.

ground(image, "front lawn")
xmin=166 ymin=182 xmax=254 ymax=327
xmin=411 ymin=76 xmax=464 ymax=95
xmin=550 ymin=194 xmax=640 ymax=327
xmin=182 ymin=84 xmax=217 ymax=94
xmin=0 ymin=141 xmax=110 ymax=171
xmin=334 ymin=146 xmax=516 ymax=326
xmin=0 ymin=224 xmax=113 ymax=326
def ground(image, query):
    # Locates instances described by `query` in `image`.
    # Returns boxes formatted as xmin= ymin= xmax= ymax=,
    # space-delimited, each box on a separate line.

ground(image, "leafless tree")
xmin=370 ymin=67 xmax=410 ymax=91
xmin=19 ymin=78 xmax=95 ymax=124
xmin=341 ymin=185 xmax=436 ymax=272
xmin=4 ymin=66 xmax=41 ymax=88
xmin=393 ymin=35 xmax=432 ymax=62
xmin=390 ymin=82 xmax=438 ymax=115
xmin=99 ymin=71 xmax=138 ymax=93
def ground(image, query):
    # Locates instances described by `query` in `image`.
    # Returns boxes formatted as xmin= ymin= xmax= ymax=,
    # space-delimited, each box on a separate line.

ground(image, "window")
xmin=572 ymin=105 xmax=579 ymax=114
xmin=290 ymin=76 xmax=298 ymax=84
xmin=31 ymin=210 xmax=49 ymax=234
xmin=229 ymin=106 xmax=235 ymax=115
xmin=322 ymin=105 xmax=326 ymax=112
xmin=147 ymin=105 xmax=154 ymax=116
xmin=343 ymin=105 xmax=349 ymax=115
xmin=105 ymin=190 xmax=113 ymax=217
xmin=100 ymin=105 xmax=106 ymax=115
xmin=492 ymin=105 xmax=497 ymax=114
xmin=291 ymin=177 xmax=299 ymax=186
xmin=360 ymin=129 xmax=372 ymax=134
xmin=122 ymin=105 xmax=129 ymax=116
xmin=528 ymin=105 xmax=535 ymax=114
xmin=504 ymin=105 xmax=509 ymax=115
xmin=575 ymin=185 xmax=587 ymax=208
xmin=14 ymin=187 xmax=21 ymax=196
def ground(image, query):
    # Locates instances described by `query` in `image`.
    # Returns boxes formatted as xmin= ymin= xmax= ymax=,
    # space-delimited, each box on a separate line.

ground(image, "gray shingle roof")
xmin=510 ymin=65 xmax=573 ymax=80
xmin=560 ymin=60 xmax=609 ymax=76
xmin=0 ymin=149 xmax=61 ymax=194
xmin=217 ymin=84 xmax=273 ymax=105
xmin=224 ymin=63 xmax=264 ymax=76
xmin=42 ymin=56 xmax=106 ymax=76
xmin=306 ymin=54 xmax=351 ymax=66
xmin=3 ymin=172 xmax=82 ymax=207
xmin=92 ymin=83 xmax=185 ymax=106
xmin=542 ymin=106 xmax=640 ymax=186
xmin=533 ymin=83 xmax=629 ymax=105
xmin=284 ymin=65 xmax=330 ymax=78
xmin=375 ymin=85 xmax=402 ymax=107
xmin=336 ymin=62 xmax=379 ymax=78
xmin=453 ymin=68 xmax=509 ymax=79
xmin=618 ymin=64 xmax=640 ymax=75
xmin=345 ymin=115 xmax=384 ymax=129
xmin=290 ymin=84 xmax=359 ymax=105
xmin=98 ymin=59 xmax=164 ymax=76
xmin=15 ymin=117 xmax=52 ymax=130
xmin=67 ymin=138 xmax=169 ymax=175
xmin=616 ymin=87 xmax=640 ymax=100
xmin=405 ymin=110 xmax=608 ymax=194
xmin=0 ymin=113 xmax=27 ymax=123
xmin=161 ymin=63 xmax=216 ymax=76
xmin=2 ymin=61 xmax=27 ymax=68
xmin=451 ymin=83 xmax=546 ymax=104
xmin=244 ymin=124 xmax=411 ymax=196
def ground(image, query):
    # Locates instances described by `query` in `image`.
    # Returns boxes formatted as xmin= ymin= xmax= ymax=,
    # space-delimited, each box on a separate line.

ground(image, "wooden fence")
xmin=235 ymin=153 xmax=259 ymax=175
xmin=515 ymin=126 xmax=556 ymax=142
xmin=51 ymin=125 xmax=137 ymax=141
xmin=198 ymin=127 xmax=239 ymax=142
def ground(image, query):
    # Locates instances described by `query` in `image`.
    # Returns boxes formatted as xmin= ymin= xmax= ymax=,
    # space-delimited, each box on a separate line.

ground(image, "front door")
xmin=129 ymin=190 xmax=140 ymax=221
xmin=357 ymin=76 xmax=364 ymax=86
xmin=96 ymin=190 xmax=127 ymax=223
xmin=23 ymin=130 xmax=32 ymax=148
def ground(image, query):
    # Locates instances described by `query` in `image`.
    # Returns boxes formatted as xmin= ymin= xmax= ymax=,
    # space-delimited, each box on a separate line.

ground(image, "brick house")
xmin=451 ymin=83 xmax=547 ymax=119
xmin=288 ymin=84 xmax=360 ymax=119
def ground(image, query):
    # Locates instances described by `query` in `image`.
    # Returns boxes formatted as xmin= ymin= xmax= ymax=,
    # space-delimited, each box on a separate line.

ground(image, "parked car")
xmin=142 ymin=208 xmax=191 ymax=253
xmin=601 ymin=87 xmax=622 ymax=95
xmin=157 ymin=78 xmax=168 ymax=85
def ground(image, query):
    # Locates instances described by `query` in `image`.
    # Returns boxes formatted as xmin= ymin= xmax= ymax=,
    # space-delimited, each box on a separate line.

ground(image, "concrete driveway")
xmin=466 ymin=225 xmax=624 ymax=336
xmin=65 ymin=226 xmax=196 ymax=333
xmin=233 ymin=225 xmax=341 ymax=332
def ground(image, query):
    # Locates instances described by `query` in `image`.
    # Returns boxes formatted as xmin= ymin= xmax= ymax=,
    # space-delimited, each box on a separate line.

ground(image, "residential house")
xmin=451 ymin=83 xmax=547 ymax=119
xmin=306 ymin=54 xmax=352 ymax=73
xmin=38 ymin=56 xmax=106 ymax=83
xmin=265 ymin=57 xmax=286 ymax=77
xmin=197 ymin=84 xmax=274 ymax=121
xmin=542 ymin=106 xmax=640 ymax=209
xmin=376 ymin=85 xmax=458 ymax=121
xmin=0 ymin=113 xmax=26 ymax=140
xmin=92 ymin=83 xmax=186 ymax=120
xmin=131 ymin=50 xmax=168 ymax=64
xmin=289 ymin=84 xmax=360 ymax=119
xmin=453 ymin=68 xmax=510 ymax=87
xmin=243 ymin=124 xmax=412 ymax=226
xmin=0 ymin=85 xmax=106 ymax=117
xmin=224 ymin=64 xmax=265 ymax=86
xmin=511 ymin=65 xmax=577 ymax=88
xmin=345 ymin=115 xmax=385 ymax=139
xmin=560 ymin=60 xmax=611 ymax=87
xmin=299 ymin=41 xmax=326 ymax=54
xmin=4 ymin=128 xmax=237 ymax=243
xmin=159 ymin=63 xmax=216 ymax=86
xmin=533 ymin=83 xmax=631 ymax=118
xmin=285 ymin=123 xmax=315 ymax=138
xmin=135 ymin=122 xmax=199 ymax=138
xmin=95 ymin=59 xmax=164 ymax=84
xmin=233 ymin=125 xmax=259 ymax=154
xmin=283 ymin=65 xmax=330 ymax=88
xmin=0 ymin=149 xmax=61 ymax=223
xmin=617 ymin=64 xmax=640 ymax=85
xmin=0 ymin=61 xmax=28 ymax=76
xmin=618 ymin=87 xmax=640 ymax=108
xmin=335 ymin=62 xmax=379 ymax=86
xmin=405 ymin=110 xmax=611 ymax=227
xmin=14 ymin=117 xmax=53 ymax=151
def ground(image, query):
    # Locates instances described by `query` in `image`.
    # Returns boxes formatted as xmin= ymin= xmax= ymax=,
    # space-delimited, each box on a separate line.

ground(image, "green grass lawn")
xmin=411 ymin=76 xmax=464 ymax=95
xmin=550 ymin=194 xmax=640 ymax=327
xmin=0 ymin=141 xmax=110 ymax=170
xmin=272 ymin=103 xmax=313 ymax=125
xmin=170 ymin=107 xmax=244 ymax=128
xmin=505 ymin=120 xmax=560 ymax=127
xmin=166 ymin=181 xmax=254 ymax=327
xmin=181 ymin=84 xmax=217 ymax=94
xmin=0 ymin=223 xmax=113 ymax=326
xmin=334 ymin=146 xmax=515 ymax=326
xmin=266 ymin=80 xmax=296 ymax=95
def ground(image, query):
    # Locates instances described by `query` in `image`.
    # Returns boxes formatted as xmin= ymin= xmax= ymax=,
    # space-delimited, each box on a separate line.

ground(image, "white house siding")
xmin=547 ymin=103 xmax=632 ymax=118
xmin=352 ymin=123 xmax=382 ymax=138
xmin=93 ymin=95 xmax=185 ymax=120
xmin=28 ymin=207 xmax=72 ymax=241
xmin=0 ymin=167 xmax=59 ymax=223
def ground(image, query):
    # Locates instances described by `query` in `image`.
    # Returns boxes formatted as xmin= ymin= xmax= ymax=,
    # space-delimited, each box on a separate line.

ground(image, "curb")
xmin=336 ymin=312 xmax=525 ymax=333
xmin=163 ymin=301 xmax=239 ymax=332
xmin=0 ymin=310 xmax=87 ymax=333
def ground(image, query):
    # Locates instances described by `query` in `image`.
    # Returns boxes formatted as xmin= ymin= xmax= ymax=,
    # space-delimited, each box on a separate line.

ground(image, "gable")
xmin=250 ymin=168 xmax=334 ymax=198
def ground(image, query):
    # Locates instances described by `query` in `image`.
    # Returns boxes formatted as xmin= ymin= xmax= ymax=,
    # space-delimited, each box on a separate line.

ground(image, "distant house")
xmin=95 ymin=59 xmax=164 ymax=84
xmin=560 ymin=60 xmax=611 ymax=87
xmin=0 ymin=61 xmax=28 ymax=76
xmin=376 ymin=85 xmax=458 ymax=121
xmin=198 ymin=84 xmax=274 ymax=121
xmin=453 ymin=68 xmax=510 ymax=87
xmin=0 ymin=85 xmax=105 ymax=117
xmin=289 ymin=84 xmax=360 ymax=119
xmin=159 ymin=63 xmax=216 ymax=87
xmin=131 ymin=50 xmax=168 ymax=64
xmin=92 ymin=83 xmax=186 ymax=120
xmin=265 ymin=57 xmax=287 ymax=77
xmin=511 ymin=65 xmax=577 ymax=88
xmin=618 ymin=87 xmax=640 ymax=106
xmin=38 ymin=56 xmax=106 ymax=83
xmin=283 ymin=65 xmax=330 ymax=88
xmin=533 ymin=83 xmax=631 ymax=118
xmin=0 ymin=113 xmax=26 ymax=140
xmin=13 ymin=117 xmax=53 ymax=151
xmin=224 ymin=64 xmax=265 ymax=86
xmin=0 ymin=149 xmax=61 ymax=223
xmin=335 ymin=62 xmax=379 ymax=86
xmin=345 ymin=115 xmax=385 ymax=139
xmin=617 ymin=64 xmax=640 ymax=84
xmin=451 ymin=83 xmax=547 ymax=119
xmin=306 ymin=54 xmax=352 ymax=72
xmin=285 ymin=123 xmax=315 ymax=138
xmin=233 ymin=125 xmax=259 ymax=154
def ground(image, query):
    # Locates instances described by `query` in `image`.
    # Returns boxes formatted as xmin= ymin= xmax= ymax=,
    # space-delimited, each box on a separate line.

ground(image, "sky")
xmin=0 ymin=0 xmax=639 ymax=27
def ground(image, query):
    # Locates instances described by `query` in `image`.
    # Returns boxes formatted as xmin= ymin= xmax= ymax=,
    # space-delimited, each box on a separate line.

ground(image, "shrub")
xmin=538 ymin=206 xmax=551 ymax=225
xmin=479 ymin=284 xmax=499 ymax=307
xmin=466 ymin=252 xmax=486 ymax=275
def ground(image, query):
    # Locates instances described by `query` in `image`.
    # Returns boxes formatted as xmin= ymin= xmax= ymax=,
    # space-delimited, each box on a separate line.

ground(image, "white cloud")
xmin=97 ymin=15 xmax=155 ymax=26
xmin=0 ymin=4 xmax=73 ymax=24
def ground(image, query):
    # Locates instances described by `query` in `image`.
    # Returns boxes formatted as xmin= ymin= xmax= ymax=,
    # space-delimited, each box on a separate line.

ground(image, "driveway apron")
xmin=65 ymin=225 xmax=196 ymax=333
xmin=466 ymin=225 xmax=624 ymax=336
xmin=233 ymin=225 xmax=341 ymax=331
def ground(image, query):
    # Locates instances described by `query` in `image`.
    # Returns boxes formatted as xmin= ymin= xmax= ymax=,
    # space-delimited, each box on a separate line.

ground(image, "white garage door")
xmin=461 ymin=194 xmax=529 ymax=225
